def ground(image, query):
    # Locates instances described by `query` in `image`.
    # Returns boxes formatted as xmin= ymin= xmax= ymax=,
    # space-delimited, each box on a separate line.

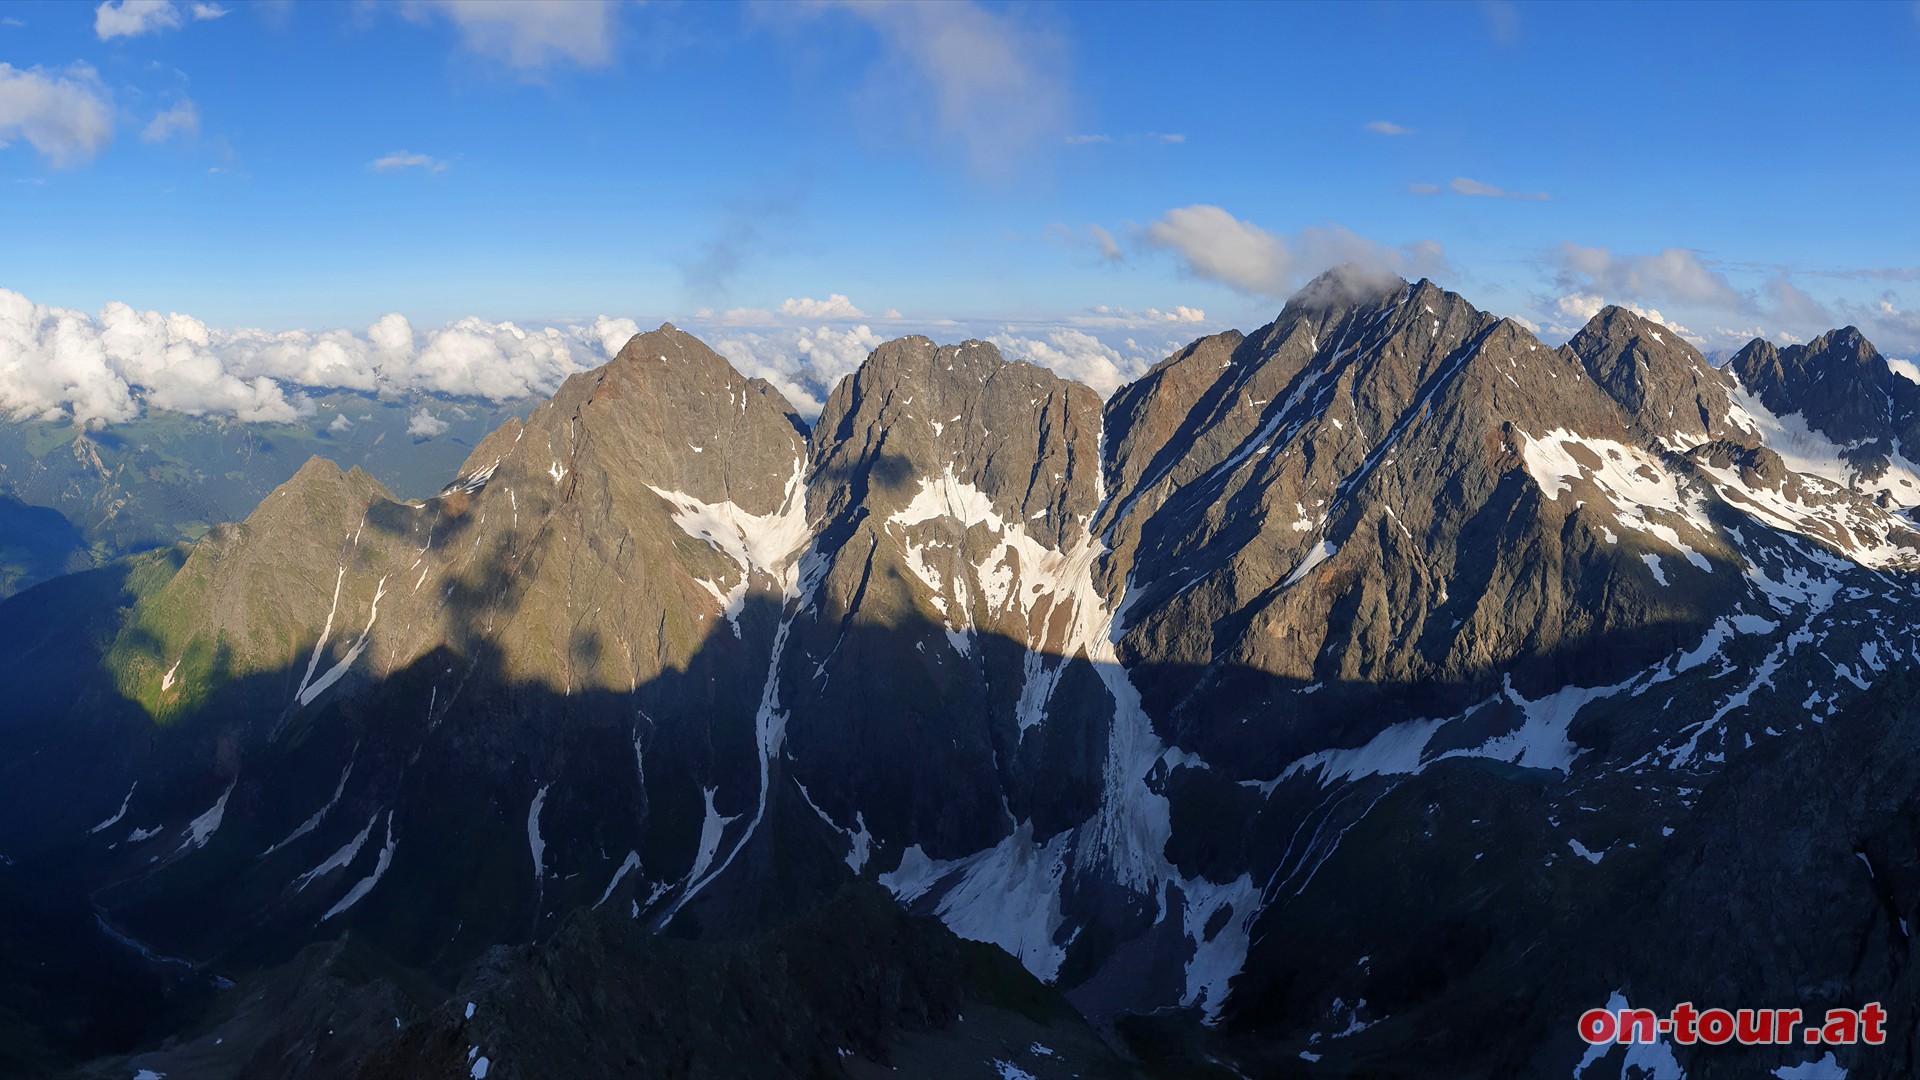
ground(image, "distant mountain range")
xmin=0 ymin=391 xmax=534 ymax=598
xmin=3 ymin=270 xmax=1917 ymax=1078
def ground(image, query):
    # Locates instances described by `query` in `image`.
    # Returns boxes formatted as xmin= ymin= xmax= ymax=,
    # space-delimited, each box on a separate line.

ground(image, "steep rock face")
xmin=1101 ymin=280 xmax=1737 ymax=781
xmin=9 ymin=281 xmax=1920 ymax=1078
xmin=788 ymin=337 xmax=1108 ymax=862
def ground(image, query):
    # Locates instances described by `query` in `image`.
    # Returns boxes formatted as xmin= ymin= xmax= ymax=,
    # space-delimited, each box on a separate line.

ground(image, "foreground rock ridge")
xmin=6 ymin=275 xmax=1920 ymax=1077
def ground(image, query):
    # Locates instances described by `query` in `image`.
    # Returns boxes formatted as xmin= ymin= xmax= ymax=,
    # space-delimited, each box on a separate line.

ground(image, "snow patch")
xmin=321 ymin=811 xmax=396 ymax=921
xmin=90 ymin=783 xmax=138 ymax=835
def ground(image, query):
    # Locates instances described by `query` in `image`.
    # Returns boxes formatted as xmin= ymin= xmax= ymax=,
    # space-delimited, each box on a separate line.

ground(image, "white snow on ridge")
xmin=261 ymin=761 xmax=354 ymax=858
xmin=1517 ymin=428 xmax=1716 ymax=571
xmin=1180 ymin=873 xmax=1259 ymax=1023
xmin=1282 ymin=674 xmax=1636 ymax=788
xmin=1728 ymin=384 xmax=1920 ymax=509
xmin=794 ymin=779 xmax=873 ymax=874
xmin=297 ymin=576 xmax=390 ymax=707
xmin=594 ymin=851 xmax=642 ymax=908
xmin=89 ymin=783 xmax=138 ymax=834
xmin=1282 ymin=540 xmax=1338 ymax=588
xmin=1573 ymin=990 xmax=1686 ymax=1079
xmin=882 ymin=825 xmax=1075 ymax=982
xmin=683 ymin=785 xmax=739 ymax=890
xmin=527 ymin=784 xmax=550 ymax=881
xmin=294 ymin=813 xmax=378 ymax=891
xmin=322 ymin=812 xmax=396 ymax=921
xmin=292 ymin=567 xmax=346 ymax=702
xmin=649 ymin=456 xmax=811 ymax=578
xmin=178 ymin=780 xmax=236 ymax=852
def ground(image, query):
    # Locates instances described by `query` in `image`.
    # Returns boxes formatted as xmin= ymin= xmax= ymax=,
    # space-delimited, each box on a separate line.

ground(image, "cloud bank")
xmin=0 ymin=290 xmax=623 ymax=427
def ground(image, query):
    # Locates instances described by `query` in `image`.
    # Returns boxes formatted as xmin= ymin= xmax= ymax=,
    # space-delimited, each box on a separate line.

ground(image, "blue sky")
xmin=2 ymin=0 xmax=1919 ymax=421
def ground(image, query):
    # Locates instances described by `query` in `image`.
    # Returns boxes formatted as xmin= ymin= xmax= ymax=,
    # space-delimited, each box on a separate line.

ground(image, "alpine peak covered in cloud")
xmin=10 ymin=270 xmax=1920 ymax=1076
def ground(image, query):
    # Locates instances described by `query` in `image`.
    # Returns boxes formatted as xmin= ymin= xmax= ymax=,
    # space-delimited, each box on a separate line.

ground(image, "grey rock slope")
xmin=6 ymin=273 xmax=1920 ymax=1077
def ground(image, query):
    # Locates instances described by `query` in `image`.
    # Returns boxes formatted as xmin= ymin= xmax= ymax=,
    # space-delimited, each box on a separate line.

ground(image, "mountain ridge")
xmin=7 ymin=268 xmax=1920 ymax=1077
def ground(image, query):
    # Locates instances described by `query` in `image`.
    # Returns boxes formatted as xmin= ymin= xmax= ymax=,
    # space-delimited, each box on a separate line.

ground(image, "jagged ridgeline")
xmin=5 ymin=271 xmax=1920 ymax=1078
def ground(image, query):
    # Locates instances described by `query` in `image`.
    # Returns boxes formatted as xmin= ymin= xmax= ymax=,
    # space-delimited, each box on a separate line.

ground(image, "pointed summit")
xmin=1563 ymin=305 xmax=1741 ymax=448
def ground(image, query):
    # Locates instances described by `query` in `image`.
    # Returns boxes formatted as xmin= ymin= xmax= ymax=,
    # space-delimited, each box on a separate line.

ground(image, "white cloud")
xmin=409 ymin=318 xmax=592 ymax=400
xmin=140 ymin=98 xmax=198 ymax=144
xmin=586 ymin=314 xmax=640 ymax=358
xmin=1364 ymin=120 xmax=1412 ymax=136
xmin=94 ymin=0 xmax=223 ymax=38
xmin=1448 ymin=176 xmax=1549 ymax=201
xmin=989 ymin=329 xmax=1147 ymax=398
xmin=703 ymin=323 xmax=888 ymax=415
xmin=0 ymin=63 xmax=114 ymax=167
xmin=1553 ymin=243 xmax=1747 ymax=311
xmin=402 ymin=0 xmax=620 ymax=71
xmin=1550 ymin=245 xmax=1841 ymax=346
xmin=826 ymin=0 xmax=1069 ymax=177
xmin=1088 ymin=224 xmax=1123 ymax=264
xmin=0 ymin=289 xmax=635 ymax=427
xmin=1142 ymin=205 xmax=1448 ymax=300
xmin=1079 ymin=305 xmax=1206 ymax=328
xmin=778 ymin=294 xmax=864 ymax=320
xmin=328 ymin=413 xmax=353 ymax=432
xmin=407 ymin=407 xmax=450 ymax=438
xmin=1542 ymin=292 xmax=1693 ymax=341
xmin=95 ymin=0 xmax=182 ymax=38
xmin=369 ymin=150 xmax=447 ymax=173
xmin=1837 ymin=294 xmax=1920 ymax=361
xmin=1889 ymin=357 xmax=1920 ymax=385
xmin=1065 ymin=131 xmax=1183 ymax=146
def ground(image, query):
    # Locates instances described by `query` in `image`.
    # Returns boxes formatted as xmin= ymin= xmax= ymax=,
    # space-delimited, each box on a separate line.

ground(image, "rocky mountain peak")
xmin=1730 ymin=323 xmax=1920 ymax=500
xmin=809 ymin=336 xmax=1103 ymax=548
xmin=1562 ymin=305 xmax=1739 ymax=448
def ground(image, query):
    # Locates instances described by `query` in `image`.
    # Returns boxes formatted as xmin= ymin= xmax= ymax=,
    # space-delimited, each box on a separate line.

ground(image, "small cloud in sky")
xmin=0 ymin=63 xmax=114 ymax=167
xmin=1364 ymin=120 xmax=1412 ymax=136
xmin=1084 ymin=304 xmax=1206 ymax=326
xmin=778 ymin=294 xmax=864 ymax=320
xmin=141 ymin=99 xmax=199 ymax=144
xmin=1141 ymin=204 xmax=1448 ymax=300
xmin=400 ymin=0 xmax=620 ymax=71
xmin=1449 ymin=176 xmax=1549 ymax=201
xmin=94 ymin=0 xmax=224 ymax=40
xmin=407 ymin=407 xmax=449 ymax=439
xmin=1064 ymin=131 xmax=1184 ymax=146
xmin=1088 ymin=224 xmax=1124 ymax=264
xmin=370 ymin=150 xmax=448 ymax=173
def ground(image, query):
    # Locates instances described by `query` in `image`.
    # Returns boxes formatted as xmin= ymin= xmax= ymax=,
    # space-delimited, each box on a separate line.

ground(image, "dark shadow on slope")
xmin=0 ymin=516 xmax=1912 ymax=1078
